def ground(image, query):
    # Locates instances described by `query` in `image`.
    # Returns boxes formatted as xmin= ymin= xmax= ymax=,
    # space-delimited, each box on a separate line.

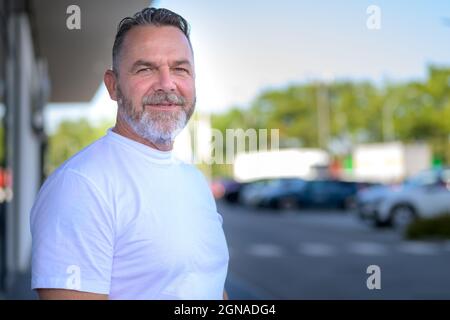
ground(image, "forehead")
xmin=120 ymin=25 xmax=193 ymax=64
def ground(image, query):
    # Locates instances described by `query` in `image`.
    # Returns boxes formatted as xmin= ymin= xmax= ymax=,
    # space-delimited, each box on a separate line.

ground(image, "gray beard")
xmin=119 ymin=106 xmax=188 ymax=147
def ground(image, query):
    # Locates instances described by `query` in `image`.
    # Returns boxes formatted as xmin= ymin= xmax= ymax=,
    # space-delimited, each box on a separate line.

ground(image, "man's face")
xmin=112 ymin=25 xmax=196 ymax=146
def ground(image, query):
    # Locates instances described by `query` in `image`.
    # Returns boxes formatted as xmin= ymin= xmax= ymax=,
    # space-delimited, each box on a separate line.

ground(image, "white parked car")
xmin=357 ymin=184 xmax=394 ymax=220
xmin=369 ymin=168 xmax=450 ymax=228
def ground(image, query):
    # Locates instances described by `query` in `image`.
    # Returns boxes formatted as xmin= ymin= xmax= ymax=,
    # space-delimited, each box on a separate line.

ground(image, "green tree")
xmin=210 ymin=65 xmax=450 ymax=178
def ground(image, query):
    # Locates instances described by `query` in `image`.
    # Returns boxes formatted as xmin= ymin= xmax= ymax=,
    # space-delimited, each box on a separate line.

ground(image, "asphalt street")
xmin=3 ymin=201 xmax=450 ymax=300
xmin=220 ymin=201 xmax=450 ymax=299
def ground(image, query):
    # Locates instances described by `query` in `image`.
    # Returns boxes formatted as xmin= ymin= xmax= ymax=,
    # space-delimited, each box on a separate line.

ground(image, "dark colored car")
xmin=222 ymin=180 xmax=248 ymax=203
xmin=260 ymin=179 xmax=374 ymax=210
xmin=210 ymin=178 xmax=248 ymax=203
xmin=257 ymin=178 xmax=306 ymax=209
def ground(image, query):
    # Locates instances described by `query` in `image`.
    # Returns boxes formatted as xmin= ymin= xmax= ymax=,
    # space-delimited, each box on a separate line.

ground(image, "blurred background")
xmin=1 ymin=0 xmax=450 ymax=299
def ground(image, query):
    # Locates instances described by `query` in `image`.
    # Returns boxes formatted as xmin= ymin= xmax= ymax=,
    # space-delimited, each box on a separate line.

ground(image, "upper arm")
xmin=37 ymin=289 xmax=108 ymax=300
xmin=31 ymin=169 xmax=115 ymax=295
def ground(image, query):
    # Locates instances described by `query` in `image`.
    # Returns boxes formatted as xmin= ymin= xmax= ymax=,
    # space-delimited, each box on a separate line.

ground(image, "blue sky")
xmin=46 ymin=0 xmax=450 ymax=131
xmin=158 ymin=0 xmax=450 ymax=110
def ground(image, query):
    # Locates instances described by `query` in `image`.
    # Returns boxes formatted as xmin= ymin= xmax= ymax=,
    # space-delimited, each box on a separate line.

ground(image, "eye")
xmin=137 ymin=67 xmax=152 ymax=73
xmin=174 ymin=67 xmax=189 ymax=74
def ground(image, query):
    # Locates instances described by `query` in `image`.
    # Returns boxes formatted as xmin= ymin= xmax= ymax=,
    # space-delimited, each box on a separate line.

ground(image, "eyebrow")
xmin=130 ymin=60 xmax=157 ymax=72
xmin=130 ymin=59 xmax=192 ymax=72
xmin=172 ymin=59 xmax=192 ymax=68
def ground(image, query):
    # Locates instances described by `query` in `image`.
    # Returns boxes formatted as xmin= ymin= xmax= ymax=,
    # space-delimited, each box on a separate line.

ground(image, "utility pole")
xmin=382 ymin=99 xmax=395 ymax=142
xmin=317 ymin=81 xmax=330 ymax=150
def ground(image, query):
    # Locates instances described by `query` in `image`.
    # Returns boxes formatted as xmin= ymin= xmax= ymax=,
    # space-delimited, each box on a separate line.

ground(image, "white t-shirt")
xmin=30 ymin=129 xmax=229 ymax=299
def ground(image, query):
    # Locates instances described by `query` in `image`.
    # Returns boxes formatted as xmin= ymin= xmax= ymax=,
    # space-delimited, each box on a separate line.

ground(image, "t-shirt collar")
xmin=106 ymin=128 xmax=175 ymax=164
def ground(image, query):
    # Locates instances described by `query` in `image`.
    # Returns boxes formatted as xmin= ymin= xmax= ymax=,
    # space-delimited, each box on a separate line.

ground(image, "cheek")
xmin=124 ymin=81 xmax=148 ymax=107
xmin=178 ymin=80 xmax=196 ymax=101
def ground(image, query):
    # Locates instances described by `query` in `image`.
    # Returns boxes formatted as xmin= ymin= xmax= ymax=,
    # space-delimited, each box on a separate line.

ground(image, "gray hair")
xmin=112 ymin=7 xmax=191 ymax=74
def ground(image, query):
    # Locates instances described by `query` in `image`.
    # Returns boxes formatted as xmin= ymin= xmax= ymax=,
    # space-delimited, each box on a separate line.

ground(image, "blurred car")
xmin=210 ymin=178 xmax=252 ymax=204
xmin=356 ymin=184 xmax=394 ymax=220
xmin=222 ymin=180 xmax=247 ymax=203
xmin=257 ymin=178 xmax=306 ymax=209
xmin=368 ymin=168 xmax=450 ymax=228
xmin=299 ymin=180 xmax=369 ymax=210
xmin=210 ymin=179 xmax=227 ymax=199
xmin=239 ymin=179 xmax=272 ymax=207
xmin=259 ymin=179 xmax=372 ymax=210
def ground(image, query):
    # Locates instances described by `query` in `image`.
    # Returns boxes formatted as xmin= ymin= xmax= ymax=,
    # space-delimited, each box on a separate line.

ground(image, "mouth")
xmin=145 ymin=104 xmax=179 ymax=110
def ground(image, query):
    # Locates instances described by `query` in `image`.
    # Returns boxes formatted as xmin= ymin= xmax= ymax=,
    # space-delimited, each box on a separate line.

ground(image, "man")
xmin=30 ymin=7 xmax=229 ymax=300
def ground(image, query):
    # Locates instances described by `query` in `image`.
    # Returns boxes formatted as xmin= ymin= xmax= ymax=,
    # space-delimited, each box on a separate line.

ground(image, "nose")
xmin=154 ymin=67 xmax=176 ymax=92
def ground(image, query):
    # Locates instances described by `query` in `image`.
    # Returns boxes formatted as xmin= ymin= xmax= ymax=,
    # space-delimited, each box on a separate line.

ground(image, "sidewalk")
xmin=1 ymin=273 xmax=37 ymax=300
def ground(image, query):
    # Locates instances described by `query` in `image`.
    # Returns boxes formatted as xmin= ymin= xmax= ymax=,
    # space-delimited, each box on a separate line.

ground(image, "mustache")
xmin=142 ymin=92 xmax=186 ymax=106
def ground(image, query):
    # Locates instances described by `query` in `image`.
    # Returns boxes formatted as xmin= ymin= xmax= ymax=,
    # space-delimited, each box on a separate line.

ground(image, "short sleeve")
xmin=30 ymin=169 xmax=114 ymax=294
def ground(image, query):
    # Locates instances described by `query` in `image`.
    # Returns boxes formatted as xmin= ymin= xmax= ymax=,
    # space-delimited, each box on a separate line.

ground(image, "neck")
xmin=112 ymin=118 xmax=173 ymax=152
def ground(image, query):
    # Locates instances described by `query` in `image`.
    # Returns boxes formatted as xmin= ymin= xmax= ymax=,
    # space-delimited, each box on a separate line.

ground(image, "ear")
xmin=104 ymin=69 xmax=118 ymax=101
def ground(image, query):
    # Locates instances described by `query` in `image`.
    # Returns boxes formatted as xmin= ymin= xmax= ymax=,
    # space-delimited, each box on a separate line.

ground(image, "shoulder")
xmin=43 ymin=134 xmax=120 ymax=192
xmin=34 ymin=136 xmax=115 ymax=210
xmin=56 ymin=135 xmax=113 ymax=176
xmin=31 ymin=155 xmax=115 ymax=233
xmin=175 ymin=160 xmax=208 ymax=183
xmin=174 ymin=160 xmax=215 ymax=201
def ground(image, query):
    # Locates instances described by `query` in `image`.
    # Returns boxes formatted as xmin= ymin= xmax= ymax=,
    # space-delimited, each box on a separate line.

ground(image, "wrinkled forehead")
xmin=120 ymin=25 xmax=194 ymax=67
